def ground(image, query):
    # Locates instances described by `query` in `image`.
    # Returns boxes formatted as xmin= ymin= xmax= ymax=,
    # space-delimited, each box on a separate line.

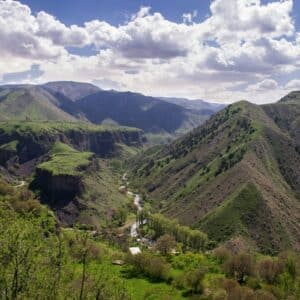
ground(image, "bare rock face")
xmin=35 ymin=169 xmax=83 ymax=205
xmin=31 ymin=155 xmax=99 ymax=226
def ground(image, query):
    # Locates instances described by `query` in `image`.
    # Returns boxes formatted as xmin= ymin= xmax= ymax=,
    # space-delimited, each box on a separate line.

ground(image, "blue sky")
xmin=0 ymin=0 xmax=300 ymax=103
xmin=20 ymin=0 xmax=211 ymax=26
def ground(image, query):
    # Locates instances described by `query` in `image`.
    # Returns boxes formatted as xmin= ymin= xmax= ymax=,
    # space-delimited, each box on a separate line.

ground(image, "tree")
xmin=185 ymin=268 xmax=205 ymax=294
xmin=155 ymin=234 xmax=176 ymax=256
xmin=258 ymin=258 xmax=283 ymax=284
xmin=225 ymin=253 xmax=254 ymax=284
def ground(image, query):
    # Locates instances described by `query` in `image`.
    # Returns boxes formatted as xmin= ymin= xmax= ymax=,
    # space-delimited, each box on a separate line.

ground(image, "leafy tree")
xmin=185 ymin=268 xmax=205 ymax=294
xmin=155 ymin=234 xmax=176 ymax=256
xmin=258 ymin=258 xmax=283 ymax=284
xmin=225 ymin=253 xmax=254 ymax=284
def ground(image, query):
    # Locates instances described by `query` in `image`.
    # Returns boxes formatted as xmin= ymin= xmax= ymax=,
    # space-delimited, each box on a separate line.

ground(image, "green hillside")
xmin=130 ymin=99 xmax=300 ymax=254
xmin=0 ymin=86 xmax=76 ymax=121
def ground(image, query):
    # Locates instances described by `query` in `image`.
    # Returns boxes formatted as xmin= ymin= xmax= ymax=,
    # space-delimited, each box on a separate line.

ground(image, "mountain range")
xmin=131 ymin=91 xmax=300 ymax=254
xmin=0 ymin=82 xmax=224 ymax=140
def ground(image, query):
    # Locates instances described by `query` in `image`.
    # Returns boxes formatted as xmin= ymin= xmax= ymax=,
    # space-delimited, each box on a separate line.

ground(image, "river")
xmin=130 ymin=194 xmax=142 ymax=238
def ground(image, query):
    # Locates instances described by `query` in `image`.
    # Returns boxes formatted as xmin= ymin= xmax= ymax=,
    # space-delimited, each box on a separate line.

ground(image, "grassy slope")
xmin=77 ymin=159 xmax=131 ymax=228
xmin=0 ymin=140 xmax=18 ymax=152
xmin=131 ymin=100 xmax=300 ymax=253
xmin=0 ymin=87 xmax=77 ymax=121
xmin=37 ymin=142 xmax=93 ymax=176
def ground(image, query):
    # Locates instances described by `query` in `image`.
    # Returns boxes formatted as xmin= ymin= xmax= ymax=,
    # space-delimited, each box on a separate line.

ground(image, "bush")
xmin=258 ymin=258 xmax=283 ymax=284
xmin=145 ymin=256 xmax=170 ymax=281
xmin=224 ymin=253 xmax=254 ymax=284
xmin=185 ymin=268 xmax=205 ymax=294
xmin=254 ymin=290 xmax=277 ymax=300
xmin=212 ymin=246 xmax=231 ymax=263
xmin=12 ymin=199 xmax=42 ymax=215
xmin=127 ymin=253 xmax=170 ymax=282
xmin=155 ymin=234 xmax=176 ymax=256
xmin=172 ymin=253 xmax=203 ymax=270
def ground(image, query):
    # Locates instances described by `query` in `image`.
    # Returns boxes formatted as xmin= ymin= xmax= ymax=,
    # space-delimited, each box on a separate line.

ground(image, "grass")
xmin=0 ymin=88 xmax=75 ymax=121
xmin=37 ymin=142 xmax=93 ymax=176
xmin=200 ymin=183 xmax=263 ymax=243
xmin=0 ymin=140 xmax=18 ymax=152
xmin=76 ymin=159 xmax=132 ymax=228
xmin=106 ymin=263 xmax=184 ymax=299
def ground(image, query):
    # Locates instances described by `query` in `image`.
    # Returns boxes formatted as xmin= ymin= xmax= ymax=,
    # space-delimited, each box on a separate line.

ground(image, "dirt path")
xmin=14 ymin=180 xmax=25 ymax=188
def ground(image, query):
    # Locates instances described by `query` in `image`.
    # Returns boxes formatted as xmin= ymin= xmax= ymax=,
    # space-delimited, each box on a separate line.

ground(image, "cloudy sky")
xmin=1 ymin=0 xmax=300 ymax=103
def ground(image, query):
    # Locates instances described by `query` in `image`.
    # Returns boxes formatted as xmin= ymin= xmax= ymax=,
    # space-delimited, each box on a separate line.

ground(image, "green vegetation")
xmin=0 ymin=140 xmax=18 ymax=152
xmin=0 ymin=120 xmax=140 ymax=137
xmin=0 ymin=87 xmax=77 ymax=122
xmin=130 ymin=99 xmax=300 ymax=254
xmin=37 ymin=142 xmax=93 ymax=176
xmin=147 ymin=213 xmax=208 ymax=251
xmin=1 ymin=171 xmax=300 ymax=299
xmin=200 ymin=183 xmax=263 ymax=243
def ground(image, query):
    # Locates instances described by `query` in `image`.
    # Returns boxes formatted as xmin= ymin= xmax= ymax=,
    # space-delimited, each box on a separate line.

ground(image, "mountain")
xmin=0 ymin=85 xmax=77 ymax=121
xmin=43 ymin=81 xmax=100 ymax=101
xmin=131 ymin=92 xmax=300 ymax=254
xmin=160 ymin=97 xmax=225 ymax=114
xmin=0 ymin=82 xmax=222 ymax=139
xmin=76 ymin=90 xmax=208 ymax=134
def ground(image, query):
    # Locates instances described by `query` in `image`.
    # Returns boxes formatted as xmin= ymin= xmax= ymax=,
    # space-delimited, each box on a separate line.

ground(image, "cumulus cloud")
xmin=0 ymin=0 xmax=65 ymax=59
xmin=285 ymin=79 xmax=300 ymax=90
xmin=247 ymin=79 xmax=278 ymax=91
xmin=36 ymin=12 xmax=89 ymax=47
xmin=0 ymin=0 xmax=299 ymax=103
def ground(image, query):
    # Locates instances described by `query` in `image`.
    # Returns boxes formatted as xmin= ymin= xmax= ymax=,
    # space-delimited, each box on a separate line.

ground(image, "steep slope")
xmin=0 ymin=85 xmax=77 ymax=121
xmin=0 ymin=121 xmax=143 ymax=166
xmin=131 ymin=100 xmax=300 ymax=253
xmin=76 ymin=90 xmax=207 ymax=134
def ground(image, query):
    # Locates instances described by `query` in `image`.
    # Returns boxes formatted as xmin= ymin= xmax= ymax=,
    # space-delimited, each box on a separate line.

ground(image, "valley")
xmin=0 ymin=83 xmax=299 ymax=299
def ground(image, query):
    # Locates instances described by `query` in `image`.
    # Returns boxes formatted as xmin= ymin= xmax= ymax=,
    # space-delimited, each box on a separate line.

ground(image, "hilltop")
xmin=131 ymin=94 xmax=300 ymax=254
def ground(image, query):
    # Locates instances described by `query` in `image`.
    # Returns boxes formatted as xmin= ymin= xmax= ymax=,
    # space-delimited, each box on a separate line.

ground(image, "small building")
xmin=129 ymin=247 xmax=141 ymax=255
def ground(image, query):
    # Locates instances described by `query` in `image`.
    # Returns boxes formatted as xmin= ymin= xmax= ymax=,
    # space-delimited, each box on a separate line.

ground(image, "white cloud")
xmin=0 ymin=0 xmax=299 ymax=103
xmin=182 ymin=10 xmax=197 ymax=24
xmin=285 ymin=79 xmax=300 ymax=90
xmin=36 ymin=11 xmax=89 ymax=47
xmin=247 ymin=79 xmax=278 ymax=91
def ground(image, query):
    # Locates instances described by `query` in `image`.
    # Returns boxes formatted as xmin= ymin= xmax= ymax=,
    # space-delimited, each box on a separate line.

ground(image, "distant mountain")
xmin=0 ymin=82 xmax=222 ymax=139
xmin=0 ymin=85 xmax=76 ymax=121
xmin=131 ymin=93 xmax=300 ymax=254
xmin=160 ymin=97 xmax=225 ymax=113
xmin=279 ymin=90 xmax=300 ymax=104
xmin=43 ymin=81 xmax=100 ymax=101
xmin=76 ymin=90 xmax=209 ymax=134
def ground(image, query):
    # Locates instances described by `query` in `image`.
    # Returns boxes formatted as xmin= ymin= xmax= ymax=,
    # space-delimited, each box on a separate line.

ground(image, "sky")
xmin=0 ymin=0 xmax=300 ymax=104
